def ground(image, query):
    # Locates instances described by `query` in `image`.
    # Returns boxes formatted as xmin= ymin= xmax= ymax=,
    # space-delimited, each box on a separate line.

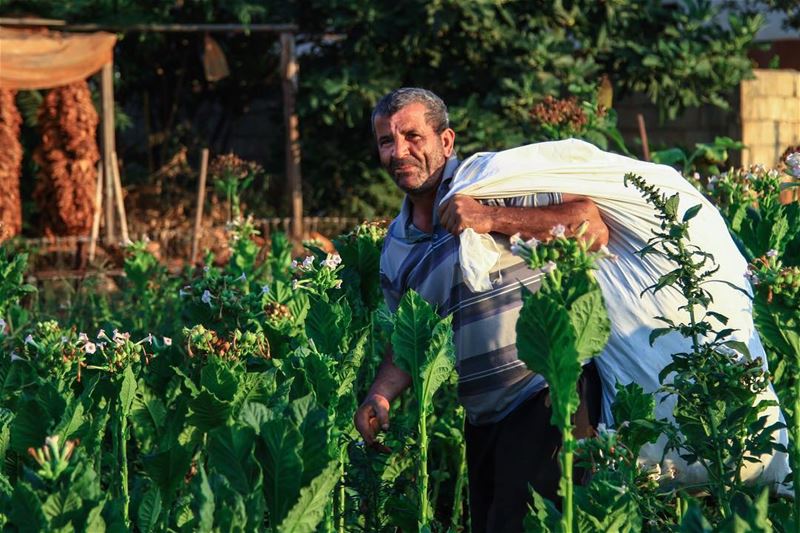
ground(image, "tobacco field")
xmin=0 ymin=158 xmax=799 ymax=532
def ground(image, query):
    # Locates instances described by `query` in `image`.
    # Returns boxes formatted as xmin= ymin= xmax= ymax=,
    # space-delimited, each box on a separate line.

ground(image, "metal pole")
xmin=280 ymin=32 xmax=303 ymax=241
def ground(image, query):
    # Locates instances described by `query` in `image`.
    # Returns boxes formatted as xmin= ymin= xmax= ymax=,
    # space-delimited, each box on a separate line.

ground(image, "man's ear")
xmin=440 ymin=128 xmax=456 ymax=157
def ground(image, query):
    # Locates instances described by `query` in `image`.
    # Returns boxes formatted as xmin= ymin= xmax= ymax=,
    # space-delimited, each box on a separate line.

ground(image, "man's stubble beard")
xmin=388 ymin=148 xmax=446 ymax=197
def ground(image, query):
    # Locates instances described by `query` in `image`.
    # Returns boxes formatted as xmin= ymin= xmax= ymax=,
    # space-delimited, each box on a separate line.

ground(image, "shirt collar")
xmin=395 ymin=155 xmax=460 ymax=242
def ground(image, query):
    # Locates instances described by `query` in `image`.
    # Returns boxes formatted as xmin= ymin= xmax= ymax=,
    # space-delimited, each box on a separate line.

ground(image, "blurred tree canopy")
xmin=0 ymin=0 xmax=773 ymax=218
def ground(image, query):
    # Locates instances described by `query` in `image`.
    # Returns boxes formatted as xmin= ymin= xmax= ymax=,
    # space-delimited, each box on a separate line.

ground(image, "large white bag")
xmin=443 ymin=139 xmax=790 ymax=489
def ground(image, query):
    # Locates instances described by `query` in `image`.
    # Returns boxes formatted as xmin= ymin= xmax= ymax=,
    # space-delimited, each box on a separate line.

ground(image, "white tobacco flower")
xmin=84 ymin=342 xmax=97 ymax=354
xmin=550 ymin=224 xmax=566 ymax=238
xmin=45 ymin=435 xmax=60 ymax=448
xmin=0 ymin=317 xmax=6 ymax=334
xmin=323 ymin=253 xmax=342 ymax=269
xmin=509 ymin=232 xmax=523 ymax=245
xmin=203 ymin=265 xmax=210 ymax=273
xmin=333 ymin=280 xmax=343 ymax=289
xmin=24 ymin=334 xmax=35 ymax=346
xmin=78 ymin=332 xmax=88 ymax=342
xmin=302 ymin=256 xmax=315 ymax=269
xmin=10 ymin=351 xmax=23 ymax=362
xmin=179 ymin=286 xmax=191 ymax=298
xmin=60 ymin=336 xmax=68 ymax=344
xmin=201 ymin=290 xmax=214 ymax=306
xmin=766 ymin=249 xmax=778 ymax=257
xmin=237 ymin=272 xmax=247 ymax=282
xmin=292 ymin=279 xmax=299 ymax=290
xmin=163 ymin=337 xmax=172 ymax=346
xmin=261 ymin=284 xmax=270 ymax=295
xmin=290 ymin=259 xmax=299 ymax=270
xmin=113 ymin=330 xmax=130 ymax=345
xmin=145 ymin=333 xmax=154 ymax=345
xmin=525 ymin=237 xmax=541 ymax=249
xmin=510 ymin=243 xmax=522 ymax=256
xmin=541 ymin=261 xmax=557 ymax=274
xmin=647 ymin=464 xmax=662 ymax=483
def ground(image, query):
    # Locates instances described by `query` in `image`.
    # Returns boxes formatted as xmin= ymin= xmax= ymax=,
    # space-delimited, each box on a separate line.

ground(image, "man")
xmin=354 ymin=88 xmax=608 ymax=532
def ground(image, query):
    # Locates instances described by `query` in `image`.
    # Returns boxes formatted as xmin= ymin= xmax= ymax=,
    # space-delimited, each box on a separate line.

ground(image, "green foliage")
xmin=625 ymin=173 xmax=783 ymax=523
xmin=651 ymin=136 xmax=745 ymax=178
xmin=515 ymin=228 xmax=612 ymax=532
xmin=390 ymin=290 xmax=455 ymax=529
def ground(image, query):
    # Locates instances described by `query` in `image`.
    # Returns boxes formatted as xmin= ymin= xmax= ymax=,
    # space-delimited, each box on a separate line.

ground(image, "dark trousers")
xmin=464 ymin=362 xmax=602 ymax=533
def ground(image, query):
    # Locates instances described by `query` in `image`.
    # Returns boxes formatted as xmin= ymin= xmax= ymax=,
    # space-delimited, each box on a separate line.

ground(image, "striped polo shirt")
xmin=380 ymin=156 xmax=563 ymax=425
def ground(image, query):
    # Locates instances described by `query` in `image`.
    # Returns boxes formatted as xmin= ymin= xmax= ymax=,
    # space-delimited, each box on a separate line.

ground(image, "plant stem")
xmin=560 ymin=419 xmax=575 ymax=533
xmin=450 ymin=416 xmax=467 ymax=531
xmin=793 ymin=379 xmax=800 ymax=533
xmin=338 ymin=442 xmax=347 ymax=533
xmin=120 ymin=410 xmax=130 ymax=526
xmin=419 ymin=408 xmax=430 ymax=530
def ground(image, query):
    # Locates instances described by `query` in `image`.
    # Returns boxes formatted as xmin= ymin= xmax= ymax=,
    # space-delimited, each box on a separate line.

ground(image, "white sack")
xmin=442 ymin=139 xmax=790 ymax=489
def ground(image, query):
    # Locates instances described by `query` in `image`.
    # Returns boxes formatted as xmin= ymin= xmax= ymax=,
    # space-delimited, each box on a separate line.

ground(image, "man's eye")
xmin=379 ymin=139 xmax=392 ymax=146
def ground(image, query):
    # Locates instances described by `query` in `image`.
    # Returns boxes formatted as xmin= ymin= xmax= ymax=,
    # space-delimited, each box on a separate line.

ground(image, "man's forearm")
xmin=487 ymin=198 xmax=609 ymax=250
xmin=366 ymin=348 xmax=412 ymax=401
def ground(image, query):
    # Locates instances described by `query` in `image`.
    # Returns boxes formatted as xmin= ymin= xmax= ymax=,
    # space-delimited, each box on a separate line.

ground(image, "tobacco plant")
xmin=624 ymin=172 xmax=784 ymax=524
xmin=390 ymin=289 xmax=455 ymax=531
xmin=514 ymin=224 xmax=612 ymax=532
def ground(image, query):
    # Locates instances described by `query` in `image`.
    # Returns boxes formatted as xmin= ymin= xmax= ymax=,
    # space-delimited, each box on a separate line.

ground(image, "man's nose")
xmin=392 ymin=137 xmax=409 ymax=159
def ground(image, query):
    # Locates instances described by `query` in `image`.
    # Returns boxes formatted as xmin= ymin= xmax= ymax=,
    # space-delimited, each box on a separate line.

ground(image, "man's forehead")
xmin=375 ymin=103 xmax=430 ymax=131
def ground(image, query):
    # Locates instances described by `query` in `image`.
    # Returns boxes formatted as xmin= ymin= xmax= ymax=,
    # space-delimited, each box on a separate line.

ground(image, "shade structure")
xmin=0 ymin=27 xmax=116 ymax=90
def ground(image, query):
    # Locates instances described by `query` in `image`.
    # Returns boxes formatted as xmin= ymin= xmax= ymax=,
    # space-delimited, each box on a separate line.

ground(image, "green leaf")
xmin=192 ymin=464 xmax=215 ymax=531
xmin=84 ymin=503 xmax=106 ymax=532
xmin=10 ymin=483 xmax=47 ymax=532
xmin=419 ymin=317 xmax=455 ymax=412
xmin=682 ymin=204 xmax=702 ymax=222
xmin=119 ymin=365 xmax=137 ymax=416
xmin=11 ymin=396 xmax=51 ymax=454
xmin=188 ymin=390 xmax=232 ymax=432
xmin=568 ymin=289 xmax=610 ymax=360
xmin=42 ymin=490 xmax=83 ymax=527
xmin=516 ymin=289 xmax=581 ymax=427
xmin=289 ymin=395 xmax=332 ymax=485
xmin=305 ymin=297 xmax=352 ymax=355
xmin=200 ymin=358 xmax=239 ymax=402
xmin=277 ymin=460 xmax=340 ymax=533
xmin=260 ymin=418 xmax=303 ymax=525
xmin=207 ymin=425 xmax=260 ymax=494
xmin=649 ymin=327 xmax=673 ymax=346
xmin=137 ymin=487 xmax=162 ymax=533
xmin=664 ymin=194 xmax=680 ymax=220
xmin=391 ymin=290 xmax=441 ymax=412
xmin=142 ymin=444 xmax=193 ymax=499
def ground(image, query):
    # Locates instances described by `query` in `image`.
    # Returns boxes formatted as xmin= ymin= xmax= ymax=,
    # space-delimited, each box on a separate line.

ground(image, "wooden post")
xmin=101 ymin=61 xmax=116 ymax=243
xmin=111 ymin=151 xmax=130 ymax=244
xmin=280 ymin=32 xmax=303 ymax=242
xmin=88 ymin=162 xmax=104 ymax=261
xmin=637 ymin=113 xmax=650 ymax=162
xmin=191 ymin=148 xmax=210 ymax=265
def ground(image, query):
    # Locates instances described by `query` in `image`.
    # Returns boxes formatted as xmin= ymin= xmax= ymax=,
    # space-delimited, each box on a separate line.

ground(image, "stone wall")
xmin=740 ymin=69 xmax=800 ymax=167
xmin=616 ymin=69 xmax=800 ymax=169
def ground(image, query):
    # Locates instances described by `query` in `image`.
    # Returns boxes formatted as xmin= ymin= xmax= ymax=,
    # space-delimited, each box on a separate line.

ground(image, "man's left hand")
xmin=438 ymin=195 xmax=494 ymax=236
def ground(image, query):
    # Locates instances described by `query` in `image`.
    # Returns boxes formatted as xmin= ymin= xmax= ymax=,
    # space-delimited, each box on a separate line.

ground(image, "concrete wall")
xmin=740 ymin=69 xmax=800 ymax=167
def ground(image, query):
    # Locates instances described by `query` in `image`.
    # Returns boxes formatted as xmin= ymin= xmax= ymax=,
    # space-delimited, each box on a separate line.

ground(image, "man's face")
xmin=373 ymin=102 xmax=454 ymax=196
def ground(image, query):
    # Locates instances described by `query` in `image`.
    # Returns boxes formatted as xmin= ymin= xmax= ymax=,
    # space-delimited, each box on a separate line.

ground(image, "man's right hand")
xmin=354 ymin=393 xmax=392 ymax=453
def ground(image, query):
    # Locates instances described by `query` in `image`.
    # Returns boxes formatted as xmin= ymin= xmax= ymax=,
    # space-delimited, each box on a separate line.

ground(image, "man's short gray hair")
xmin=371 ymin=87 xmax=449 ymax=134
